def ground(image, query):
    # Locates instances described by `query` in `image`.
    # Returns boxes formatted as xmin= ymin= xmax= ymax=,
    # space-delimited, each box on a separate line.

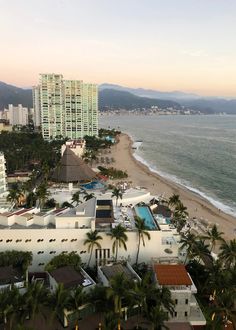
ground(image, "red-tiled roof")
xmin=154 ymin=264 xmax=192 ymax=286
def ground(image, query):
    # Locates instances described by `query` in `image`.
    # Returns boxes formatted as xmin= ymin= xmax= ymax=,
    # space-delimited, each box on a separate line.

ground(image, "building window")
xmin=38 ymin=263 xmax=45 ymax=266
xmin=25 ymin=239 xmax=32 ymax=242
xmin=185 ymin=299 xmax=188 ymax=304
xmin=49 ymin=239 xmax=56 ymax=242
xmin=0 ymin=239 xmax=3 ymax=242
xmin=185 ymin=312 xmax=188 ymax=317
xmin=174 ymin=312 xmax=177 ymax=317
xmin=6 ymin=239 xmax=13 ymax=243
xmin=62 ymin=251 xmax=68 ymax=254
xmin=50 ymin=251 xmax=56 ymax=254
xmin=37 ymin=239 xmax=44 ymax=242
xmin=16 ymin=239 xmax=22 ymax=243
xmin=37 ymin=251 xmax=44 ymax=254
xmin=71 ymin=239 xmax=77 ymax=242
xmin=61 ymin=239 xmax=68 ymax=242
xmin=175 ymin=299 xmax=178 ymax=305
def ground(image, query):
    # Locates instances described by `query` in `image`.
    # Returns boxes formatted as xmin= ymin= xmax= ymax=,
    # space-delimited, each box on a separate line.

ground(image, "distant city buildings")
xmin=33 ymin=73 xmax=98 ymax=140
xmin=0 ymin=104 xmax=32 ymax=126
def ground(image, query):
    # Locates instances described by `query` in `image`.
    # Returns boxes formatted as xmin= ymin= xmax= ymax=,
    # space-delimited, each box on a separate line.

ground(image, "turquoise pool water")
xmin=81 ymin=181 xmax=105 ymax=190
xmin=135 ymin=206 xmax=158 ymax=230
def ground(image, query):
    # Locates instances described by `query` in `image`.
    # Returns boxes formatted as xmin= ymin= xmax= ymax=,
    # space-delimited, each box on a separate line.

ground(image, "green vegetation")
xmin=98 ymin=166 xmax=128 ymax=179
xmin=0 ymin=261 xmax=174 ymax=330
xmin=98 ymin=128 xmax=121 ymax=138
xmin=44 ymin=252 xmax=81 ymax=272
xmin=0 ymin=131 xmax=65 ymax=174
xmin=0 ymin=250 xmax=32 ymax=273
xmin=180 ymin=231 xmax=236 ymax=328
xmin=84 ymin=135 xmax=112 ymax=151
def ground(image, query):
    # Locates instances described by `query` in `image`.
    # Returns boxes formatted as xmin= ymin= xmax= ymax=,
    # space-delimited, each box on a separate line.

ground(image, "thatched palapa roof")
xmin=51 ymin=147 xmax=96 ymax=183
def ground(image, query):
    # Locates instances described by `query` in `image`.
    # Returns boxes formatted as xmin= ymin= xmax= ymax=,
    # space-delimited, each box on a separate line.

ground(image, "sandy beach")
xmin=109 ymin=133 xmax=236 ymax=241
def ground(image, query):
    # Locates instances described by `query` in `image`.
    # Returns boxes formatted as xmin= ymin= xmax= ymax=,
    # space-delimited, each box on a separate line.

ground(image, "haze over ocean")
xmin=100 ymin=114 xmax=236 ymax=217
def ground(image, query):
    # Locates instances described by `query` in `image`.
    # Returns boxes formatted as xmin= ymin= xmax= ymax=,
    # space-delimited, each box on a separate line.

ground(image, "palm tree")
xmin=49 ymin=284 xmax=71 ymax=325
xmin=7 ymin=184 xmax=24 ymax=208
xmin=174 ymin=201 xmax=188 ymax=218
xmin=25 ymin=192 xmax=37 ymax=208
xmin=24 ymin=281 xmax=50 ymax=322
xmin=201 ymin=224 xmax=224 ymax=252
xmin=111 ymin=187 xmax=123 ymax=207
xmin=0 ymin=286 xmax=21 ymax=330
xmin=84 ymin=230 xmax=103 ymax=267
xmin=180 ymin=233 xmax=197 ymax=264
xmin=156 ymin=286 xmax=174 ymax=315
xmin=35 ymin=183 xmax=50 ymax=209
xmin=83 ymin=192 xmax=95 ymax=201
xmin=218 ymin=239 xmax=236 ymax=268
xmin=71 ymin=190 xmax=82 ymax=206
xmin=129 ymin=272 xmax=155 ymax=328
xmin=107 ymin=273 xmax=131 ymax=326
xmin=134 ymin=216 xmax=151 ymax=264
xmin=193 ymin=239 xmax=211 ymax=264
xmin=168 ymin=194 xmax=180 ymax=208
xmin=67 ymin=286 xmax=88 ymax=329
xmin=107 ymin=224 xmax=128 ymax=261
xmin=148 ymin=305 xmax=169 ymax=330
xmin=211 ymin=289 xmax=236 ymax=329
xmin=41 ymin=162 xmax=50 ymax=182
xmin=88 ymin=285 xmax=111 ymax=327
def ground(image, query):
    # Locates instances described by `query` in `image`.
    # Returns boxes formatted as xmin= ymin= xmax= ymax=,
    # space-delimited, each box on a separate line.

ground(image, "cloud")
xmin=181 ymin=49 xmax=208 ymax=57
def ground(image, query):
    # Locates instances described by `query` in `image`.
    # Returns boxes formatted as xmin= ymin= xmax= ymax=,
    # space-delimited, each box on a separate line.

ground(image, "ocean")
xmin=100 ymin=114 xmax=236 ymax=217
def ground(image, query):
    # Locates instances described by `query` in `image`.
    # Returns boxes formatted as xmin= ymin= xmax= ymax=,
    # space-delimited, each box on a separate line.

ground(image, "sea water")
xmin=100 ymin=114 xmax=236 ymax=217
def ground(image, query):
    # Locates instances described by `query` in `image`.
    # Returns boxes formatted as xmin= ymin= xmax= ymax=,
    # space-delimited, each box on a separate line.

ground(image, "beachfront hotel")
xmin=33 ymin=73 xmax=98 ymax=140
xmin=0 ymin=193 xmax=180 ymax=270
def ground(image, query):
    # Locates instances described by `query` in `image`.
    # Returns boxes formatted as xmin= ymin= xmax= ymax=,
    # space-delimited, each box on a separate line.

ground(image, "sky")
xmin=0 ymin=0 xmax=236 ymax=97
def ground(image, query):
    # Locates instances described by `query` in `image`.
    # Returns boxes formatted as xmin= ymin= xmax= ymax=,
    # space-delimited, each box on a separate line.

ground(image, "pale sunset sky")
xmin=0 ymin=0 xmax=235 ymax=97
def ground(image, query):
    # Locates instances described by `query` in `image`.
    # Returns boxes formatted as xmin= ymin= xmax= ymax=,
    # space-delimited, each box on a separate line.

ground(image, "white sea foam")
xmin=132 ymin=142 xmax=236 ymax=217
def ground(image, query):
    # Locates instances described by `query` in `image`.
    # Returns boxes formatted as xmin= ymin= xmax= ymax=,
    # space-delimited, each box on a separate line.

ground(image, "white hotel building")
xmin=33 ymin=73 xmax=98 ymax=140
xmin=0 ymin=197 xmax=180 ymax=271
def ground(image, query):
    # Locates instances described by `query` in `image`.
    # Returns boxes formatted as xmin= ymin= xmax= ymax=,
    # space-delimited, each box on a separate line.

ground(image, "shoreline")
xmin=110 ymin=133 xmax=236 ymax=241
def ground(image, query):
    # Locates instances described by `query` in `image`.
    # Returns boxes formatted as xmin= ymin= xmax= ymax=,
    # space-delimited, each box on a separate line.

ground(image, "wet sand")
xmin=109 ymin=133 xmax=236 ymax=241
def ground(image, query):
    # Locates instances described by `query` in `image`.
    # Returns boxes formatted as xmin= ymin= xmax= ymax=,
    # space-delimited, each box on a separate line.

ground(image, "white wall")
xmin=0 ymin=228 xmax=180 ymax=272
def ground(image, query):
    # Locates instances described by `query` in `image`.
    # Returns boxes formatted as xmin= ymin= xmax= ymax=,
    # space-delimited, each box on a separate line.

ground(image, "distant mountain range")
xmin=99 ymin=83 xmax=200 ymax=100
xmin=0 ymin=81 xmax=32 ymax=109
xmin=99 ymin=89 xmax=180 ymax=110
xmin=0 ymin=80 xmax=235 ymax=114
xmin=100 ymin=84 xmax=236 ymax=114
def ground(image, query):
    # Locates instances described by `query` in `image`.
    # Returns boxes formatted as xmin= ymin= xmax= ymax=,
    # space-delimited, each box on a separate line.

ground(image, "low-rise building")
xmin=48 ymin=265 xmax=96 ymax=327
xmin=48 ymin=265 xmax=96 ymax=292
xmin=153 ymin=263 xmax=206 ymax=328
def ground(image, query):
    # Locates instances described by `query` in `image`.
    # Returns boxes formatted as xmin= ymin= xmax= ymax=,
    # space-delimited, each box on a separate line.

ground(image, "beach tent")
xmin=51 ymin=147 xmax=96 ymax=183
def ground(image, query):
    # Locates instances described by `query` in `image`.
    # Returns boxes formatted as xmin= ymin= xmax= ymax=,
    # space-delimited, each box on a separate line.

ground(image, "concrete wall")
xmin=0 ymin=228 xmax=180 ymax=271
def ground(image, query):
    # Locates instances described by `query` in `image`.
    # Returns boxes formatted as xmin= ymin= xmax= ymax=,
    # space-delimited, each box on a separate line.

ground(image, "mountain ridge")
xmin=0 ymin=81 xmax=236 ymax=114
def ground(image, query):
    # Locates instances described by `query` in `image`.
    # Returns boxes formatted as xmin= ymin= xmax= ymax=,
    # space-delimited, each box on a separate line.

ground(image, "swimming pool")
xmin=135 ymin=206 xmax=159 ymax=230
xmin=81 ymin=181 xmax=105 ymax=190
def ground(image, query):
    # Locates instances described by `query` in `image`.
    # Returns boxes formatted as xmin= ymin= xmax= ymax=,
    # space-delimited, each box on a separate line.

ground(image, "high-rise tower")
xmin=33 ymin=74 xmax=98 ymax=140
